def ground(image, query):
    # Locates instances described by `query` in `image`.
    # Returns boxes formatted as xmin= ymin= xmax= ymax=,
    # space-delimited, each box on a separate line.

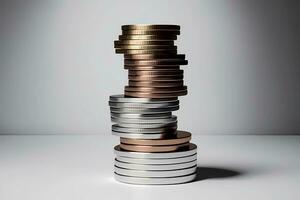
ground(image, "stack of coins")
xmin=109 ymin=24 xmax=197 ymax=185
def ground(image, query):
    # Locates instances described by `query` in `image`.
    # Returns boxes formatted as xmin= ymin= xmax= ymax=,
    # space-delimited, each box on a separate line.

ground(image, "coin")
xmin=109 ymin=100 xmax=179 ymax=108
xmin=112 ymin=131 xmax=176 ymax=139
xmin=110 ymin=106 xmax=179 ymax=114
xmin=115 ymin=159 xmax=196 ymax=170
xmin=116 ymin=49 xmax=177 ymax=54
xmin=111 ymin=112 xmax=172 ymax=119
xmin=117 ymin=122 xmax=177 ymax=128
xmin=115 ymin=44 xmax=177 ymax=50
xmin=115 ymin=40 xmax=174 ymax=45
xmin=116 ymin=153 xmax=197 ymax=165
xmin=125 ymin=90 xmax=187 ymax=98
xmin=129 ymin=80 xmax=183 ymax=87
xmin=122 ymin=24 xmax=180 ymax=30
xmin=120 ymin=131 xmax=191 ymax=146
xmin=119 ymin=35 xmax=177 ymax=40
xmin=109 ymin=94 xmax=177 ymax=103
xmin=124 ymin=86 xmax=187 ymax=93
xmin=128 ymin=74 xmax=183 ymax=81
xmin=112 ymin=124 xmax=177 ymax=134
xmin=119 ymin=142 xmax=189 ymax=152
xmin=114 ymin=165 xmax=197 ymax=177
xmin=125 ymin=66 xmax=180 ymax=71
xmin=124 ymin=54 xmax=185 ymax=60
xmin=122 ymin=29 xmax=180 ymax=35
xmin=128 ymin=70 xmax=183 ymax=76
xmin=111 ymin=115 xmax=177 ymax=124
xmin=114 ymin=143 xmax=197 ymax=159
xmin=114 ymin=172 xmax=196 ymax=185
xmin=125 ymin=59 xmax=188 ymax=66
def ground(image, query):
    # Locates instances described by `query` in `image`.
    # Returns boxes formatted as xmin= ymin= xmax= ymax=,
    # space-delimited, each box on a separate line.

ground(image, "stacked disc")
xmin=109 ymin=24 xmax=197 ymax=185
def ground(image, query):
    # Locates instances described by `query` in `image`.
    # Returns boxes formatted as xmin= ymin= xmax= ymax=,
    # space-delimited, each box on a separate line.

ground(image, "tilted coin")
xmin=114 ymin=172 xmax=197 ymax=185
xmin=116 ymin=49 xmax=177 ymax=54
xmin=120 ymin=130 xmax=191 ymax=146
xmin=114 ymin=143 xmax=197 ymax=159
xmin=119 ymin=34 xmax=177 ymax=40
xmin=119 ymin=142 xmax=189 ymax=153
xmin=124 ymin=54 xmax=185 ymax=60
xmin=114 ymin=159 xmax=197 ymax=170
xmin=125 ymin=90 xmax=188 ymax=98
xmin=122 ymin=24 xmax=180 ymax=30
xmin=115 ymin=40 xmax=174 ymax=45
xmin=122 ymin=29 xmax=180 ymax=35
xmin=128 ymin=80 xmax=183 ymax=87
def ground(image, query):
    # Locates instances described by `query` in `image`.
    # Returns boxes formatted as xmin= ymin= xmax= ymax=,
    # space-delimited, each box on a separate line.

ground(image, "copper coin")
xmin=115 ymin=45 xmax=177 ymax=50
xmin=124 ymin=54 xmax=185 ymax=60
xmin=119 ymin=142 xmax=190 ymax=153
xmin=122 ymin=30 xmax=180 ymax=35
xmin=125 ymin=86 xmax=187 ymax=93
xmin=125 ymin=66 xmax=180 ymax=70
xmin=116 ymin=49 xmax=177 ymax=54
xmin=119 ymin=35 xmax=177 ymax=40
xmin=129 ymin=80 xmax=183 ymax=87
xmin=120 ymin=131 xmax=191 ymax=146
xmin=125 ymin=90 xmax=187 ymax=98
xmin=115 ymin=40 xmax=174 ymax=45
xmin=128 ymin=74 xmax=183 ymax=81
xmin=128 ymin=70 xmax=183 ymax=76
xmin=122 ymin=24 xmax=180 ymax=30
xmin=124 ymin=59 xmax=188 ymax=66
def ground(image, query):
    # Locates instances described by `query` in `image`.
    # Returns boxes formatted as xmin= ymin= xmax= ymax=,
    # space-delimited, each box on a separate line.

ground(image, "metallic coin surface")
xmin=124 ymin=54 xmax=185 ymax=60
xmin=115 ymin=40 xmax=174 ymax=45
xmin=114 ymin=143 xmax=197 ymax=159
xmin=111 ymin=115 xmax=177 ymax=124
xmin=115 ymin=159 xmax=197 ymax=170
xmin=128 ymin=70 xmax=183 ymax=76
xmin=110 ymin=106 xmax=179 ymax=114
xmin=111 ymin=112 xmax=172 ymax=119
xmin=122 ymin=30 xmax=180 ymax=35
xmin=112 ymin=124 xmax=177 ymax=133
xmin=115 ymin=44 xmax=176 ymax=50
xmin=128 ymin=80 xmax=183 ymax=87
xmin=116 ymin=153 xmax=197 ymax=165
xmin=116 ymin=49 xmax=177 ymax=54
xmin=128 ymin=75 xmax=183 ymax=81
xmin=120 ymin=130 xmax=191 ymax=146
xmin=112 ymin=131 xmax=176 ymax=139
xmin=117 ymin=122 xmax=177 ymax=128
xmin=119 ymin=35 xmax=177 ymax=40
xmin=114 ymin=172 xmax=196 ymax=185
xmin=119 ymin=142 xmax=189 ymax=152
xmin=125 ymin=59 xmax=188 ymax=66
xmin=109 ymin=100 xmax=179 ymax=108
xmin=125 ymin=66 xmax=180 ymax=70
xmin=125 ymin=86 xmax=187 ymax=93
xmin=125 ymin=90 xmax=187 ymax=98
xmin=109 ymin=94 xmax=177 ymax=103
xmin=122 ymin=24 xmax=180 ymax=30
xmin=114 ymin=165 xmax=197 ymax=177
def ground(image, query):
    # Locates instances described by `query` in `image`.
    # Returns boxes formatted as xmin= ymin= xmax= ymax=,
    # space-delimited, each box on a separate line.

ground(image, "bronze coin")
xmin=128 ymin=74 xmax=183 ymax=81
xmin=122 ymin=24 xmax=180 ymax=30
xmin=114 ymin=40 xmax=174 ymax=45
xmin=125 ymin=65 xmax=180 ymax=70
xmin=124 ymin=54 xmax=185 ymax=60
xmin=125 ymin=90 xmax=187 ymax=98
xmin=119 ymin=142 xmax=190 ymax=153
xmin=128 ymin=80 xmax=183 ymax=87
xmin=119 ymin=34 xmax=177 ymax=40
xmin=120 ymin=131 xmax=191 ymax=146
xmin=116 ymin=49 xmax=177 ymax=54
xmin=124 ymin=86 xmax=187 ymax=93
xmin=122 ymin=29 xmax=180 ymax=35
xmin=115 ymin=45 xmax=177 ymax=50
xmin=124 ymin=59 xmax=187 ymax=66
xmin=128 ymin=70 xmax=183 ymax=76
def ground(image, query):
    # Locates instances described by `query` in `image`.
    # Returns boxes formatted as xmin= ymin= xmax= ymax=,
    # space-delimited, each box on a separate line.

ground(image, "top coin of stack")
xmin=114 ymin=24 xmax=188 ymax=98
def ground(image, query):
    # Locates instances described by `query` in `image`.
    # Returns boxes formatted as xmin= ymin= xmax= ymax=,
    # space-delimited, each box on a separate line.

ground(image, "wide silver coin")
xmin=109 ymin=100 xmax=179 ymax=108
xmin=109 ymin=94 xmax=177 ymax=103
xmin=111 ymin=112 xmax=172 ymax=119
xmin=110 ymin=105 xmax=179 ymax=114
xmin=111 ymin=115 xmax=177 ymax=124
xmin=112 ymin=131 xmax=175 ymax=139
xmin=112 ymin=124 xmax=177 ymax=133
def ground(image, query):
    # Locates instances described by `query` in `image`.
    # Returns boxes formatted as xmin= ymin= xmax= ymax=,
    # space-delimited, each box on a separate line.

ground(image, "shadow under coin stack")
xmin=109 ymin=24 xmax=197 ymax=185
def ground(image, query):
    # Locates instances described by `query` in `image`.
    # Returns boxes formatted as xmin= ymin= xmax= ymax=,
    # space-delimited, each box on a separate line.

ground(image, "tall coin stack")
xmin=109 ymin=24 xmax=197 ymax=185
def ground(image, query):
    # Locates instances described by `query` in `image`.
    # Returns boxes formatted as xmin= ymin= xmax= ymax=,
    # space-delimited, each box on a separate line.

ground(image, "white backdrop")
xmin=1 ymin=0 xmax=299 ymax=134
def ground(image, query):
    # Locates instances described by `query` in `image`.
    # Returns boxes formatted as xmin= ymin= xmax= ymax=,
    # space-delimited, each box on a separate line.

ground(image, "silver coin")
xmin=112 ymin=131 xmax=175 ymax=139
xmin=115 ymin=159 xmax=197 ymax=170
xmin=110 ymin=94 xmax=177 ymax=103
xmin=109 ymin=100 xmax=179 ymax=108
xmin=114 ymin=143 xmax=197 ymax=159
xmin=111 ymin=115 xmax=177 ymax=124
xmin=111 ymin=112 xmax=172 ymax=119
xmin=115 ymin=121 xmax=177 ymax=128
xmin=112 ymin=124 xmax=177 ymax=133
xmin=110 ymin=105 xmax=179 ymax=114
xmin=116 ymin=153 xmax=197 ymax=165
xmin=114 ymin=172 xmax=196 ymax=185
xmin=114 ymin=165 xmax=197 ymax=177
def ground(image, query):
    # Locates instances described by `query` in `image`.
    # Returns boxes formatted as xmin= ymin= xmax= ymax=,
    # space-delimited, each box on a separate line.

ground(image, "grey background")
xmin=0 ymin=0 xmax=299 ymax=135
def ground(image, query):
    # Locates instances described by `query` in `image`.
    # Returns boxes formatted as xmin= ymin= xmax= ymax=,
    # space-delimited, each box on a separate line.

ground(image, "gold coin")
xmin=125 ymin=86 xmax=187 ymax=93
xmin=128 ymin=80 xmax=183 ymax=87
xmin=128 ymin=74 xmax=183 ymax=81
xmin=115 ymin=40 xmax=174 ymax=45
xmin=116 ymin=49 xmax=177 ymax=54
xmin=125 ymin=90 xmax=187 ymax=98
xmin=115 ymin=45 xmax=177 ymax=50
xmin=128 ymin=69 xmax=183 ymax=76
xmin=122 ymin=24 xmax=180 ymax=30
xmin=119 ymin=34 xmax=177 ymax=40
xmin=125 ymin=65 xmax=180 ymax=70
xmin=125 ymin=59 xmax=187 ymax=65
xmin=119 ymin=142 xmax=190 ymax=153
xmin=124 ymin=54 xmax=185 ymax=60
xmin=122 ymin=29 xmax=180 ymax=35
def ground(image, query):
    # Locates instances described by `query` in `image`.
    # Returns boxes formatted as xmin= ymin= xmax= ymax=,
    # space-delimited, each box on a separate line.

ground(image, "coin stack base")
xmin=109 ymin=24 xmax=197 ymax=185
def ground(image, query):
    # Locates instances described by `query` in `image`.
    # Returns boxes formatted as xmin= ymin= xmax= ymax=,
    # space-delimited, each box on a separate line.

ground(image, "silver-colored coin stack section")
xmin=109 ymin=24 xmax=197 ymax=185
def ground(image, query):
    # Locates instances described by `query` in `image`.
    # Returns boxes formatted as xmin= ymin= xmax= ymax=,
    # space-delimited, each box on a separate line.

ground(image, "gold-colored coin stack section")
xmin=109 ymin=24 xmax=197 ymax=185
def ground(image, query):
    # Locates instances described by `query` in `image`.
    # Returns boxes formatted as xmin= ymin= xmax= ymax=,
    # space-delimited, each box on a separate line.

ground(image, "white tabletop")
xmin=0 ymin=134 xmax=299 ymax=200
